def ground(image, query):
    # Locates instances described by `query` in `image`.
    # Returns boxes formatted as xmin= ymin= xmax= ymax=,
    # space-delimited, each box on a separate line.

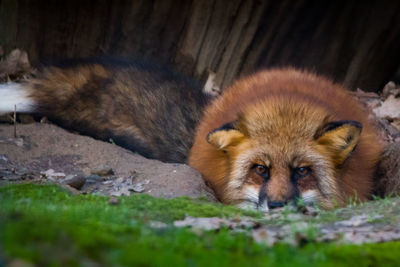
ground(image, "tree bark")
xmin=1 ymin=0 xmax=399 ymax=91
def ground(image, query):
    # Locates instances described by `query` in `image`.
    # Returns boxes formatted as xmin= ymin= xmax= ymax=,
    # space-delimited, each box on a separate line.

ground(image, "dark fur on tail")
xmin=27 ymin=58 xmax=210 ymax=163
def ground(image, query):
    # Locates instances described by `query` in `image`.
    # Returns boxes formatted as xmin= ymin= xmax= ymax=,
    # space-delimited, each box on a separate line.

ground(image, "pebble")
xmin=0 ymin=154 xmax=9 ymax=162
xmin=40 ymin=169 xmax=66 ymax=181
xmin=64 ymin=174 xmax=86 ymax=190
xmin=130 ymin=183 xmax=145 ymax=193
xmin=108 ymin=197 xmax=119 ymax=205
xmin=111 ymin=188 xmax=131 ymax=196
xmin=91 ymin=165 xmax=114 ymax=176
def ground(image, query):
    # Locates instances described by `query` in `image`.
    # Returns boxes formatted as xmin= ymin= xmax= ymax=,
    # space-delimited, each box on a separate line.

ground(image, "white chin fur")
xmin=0 ymin=82 xmax=35 ymax=114
xmin=257 ymin=200 xmax=269 ymax=213
xmin=301 ymin=190 xmax=318 ymax=205
xmin=236 ymin=186 xmax=269 ymax=213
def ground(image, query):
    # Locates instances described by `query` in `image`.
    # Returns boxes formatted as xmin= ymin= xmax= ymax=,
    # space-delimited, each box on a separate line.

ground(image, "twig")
xmin=14 ymin=104 xmax=17 ymax=138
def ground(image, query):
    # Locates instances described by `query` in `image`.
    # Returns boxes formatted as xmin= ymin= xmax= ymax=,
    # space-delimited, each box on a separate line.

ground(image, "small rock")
xmin=108 ymin=197 xmax=119 ymax=205
xmin=15 ymin=138 xmax=24 ymax=147
xmin=91 ymin=165 xmax=114 ymax=176
xmin=115 ymin=177 xmax=125 ymax=183
xmin=130 ymin=183 xmax=145 ymax=193
xmin=40 ymin=169 xmax=66 ymax=181
xmin=65 ymin=174 xmax=76 ymax=180
xmin=373 ymin=94 xmax=400 ymax=119
xmin=64 ymin=175 xmax=86 ymax=190
xmin=110 ymin=187 xmax=131 ymax=197
xmin=85 ymin=174 xmax=103 ymax=181
xmin=382 ymin=81 xmax=397 ymax=98
xmin=0 ymin=154 xmax=9 ymax=162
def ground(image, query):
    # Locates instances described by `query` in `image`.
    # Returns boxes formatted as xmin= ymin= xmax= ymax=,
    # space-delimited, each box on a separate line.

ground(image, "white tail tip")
xmin=0 ymin=82 xmax=36 ymax=114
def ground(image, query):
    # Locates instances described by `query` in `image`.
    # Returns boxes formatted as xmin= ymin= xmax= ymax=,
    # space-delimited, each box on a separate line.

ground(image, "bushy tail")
xmin=0 ymin=82 xmax=36 ymax=114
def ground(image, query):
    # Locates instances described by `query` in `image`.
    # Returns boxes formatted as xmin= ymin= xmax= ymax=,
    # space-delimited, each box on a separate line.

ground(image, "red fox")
xmin=0 ymin=59 xmax=383 ymax=211
xmin=189 ymin=69 xmax=383 ymax=211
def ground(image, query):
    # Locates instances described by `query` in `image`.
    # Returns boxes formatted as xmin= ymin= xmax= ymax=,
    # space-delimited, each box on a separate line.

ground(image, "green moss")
xmin=0 ymin=183 xmax=261 ymax=223
xmin=1 ymin=184 xmax=400 ymax=266
xmin=310 ymin=196 xmax=400 ymax=225
xmin=260 ymin=195 xmax=400 ymax=227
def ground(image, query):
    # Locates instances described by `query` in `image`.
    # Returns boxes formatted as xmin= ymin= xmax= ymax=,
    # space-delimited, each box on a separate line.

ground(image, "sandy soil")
xmin=0 ymin=122 xmax=216 ymax=201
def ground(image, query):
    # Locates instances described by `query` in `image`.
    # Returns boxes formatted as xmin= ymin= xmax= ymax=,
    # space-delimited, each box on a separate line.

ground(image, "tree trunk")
xmin=1 ymin=0 xmax=399 ymax=91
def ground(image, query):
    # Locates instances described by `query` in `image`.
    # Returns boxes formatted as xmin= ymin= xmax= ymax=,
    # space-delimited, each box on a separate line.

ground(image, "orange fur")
xmin=189 ymin=68 xmax=383 ymax=209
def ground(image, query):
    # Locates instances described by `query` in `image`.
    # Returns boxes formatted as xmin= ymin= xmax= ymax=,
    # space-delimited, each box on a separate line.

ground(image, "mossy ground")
xmin=1 ymin=184 xmax=400 ymax=266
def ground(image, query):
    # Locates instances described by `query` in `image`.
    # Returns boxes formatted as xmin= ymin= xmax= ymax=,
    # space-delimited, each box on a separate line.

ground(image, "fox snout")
xmin=260 ymin=179 xmax=299 ymax=209
xmin=258 ymin=179 xmax=298 ymax=209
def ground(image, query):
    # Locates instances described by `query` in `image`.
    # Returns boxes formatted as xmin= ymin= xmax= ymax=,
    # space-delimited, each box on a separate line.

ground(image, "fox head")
xmin=206 ymin=100 xmax=363 ymax=211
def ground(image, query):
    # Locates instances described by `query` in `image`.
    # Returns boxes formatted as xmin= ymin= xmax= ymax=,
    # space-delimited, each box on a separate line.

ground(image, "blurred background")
xmin=1 ymin=0 xmax=400 ymax=92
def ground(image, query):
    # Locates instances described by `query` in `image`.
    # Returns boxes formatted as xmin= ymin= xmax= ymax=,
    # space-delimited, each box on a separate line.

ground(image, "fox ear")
xmin=207 ymin=122 xmax=245 ymax=150
xmin=315 ymin=120 xmax=362 ymax=165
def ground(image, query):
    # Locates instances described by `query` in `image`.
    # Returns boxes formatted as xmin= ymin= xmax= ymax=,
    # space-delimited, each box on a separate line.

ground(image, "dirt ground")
xmin=0 ymin=122 xmax=216 ymax=201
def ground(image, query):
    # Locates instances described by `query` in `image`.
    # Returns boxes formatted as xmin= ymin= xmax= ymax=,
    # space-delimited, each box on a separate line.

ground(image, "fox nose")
xmin=267 ymin=201 xmax=287 ymax=209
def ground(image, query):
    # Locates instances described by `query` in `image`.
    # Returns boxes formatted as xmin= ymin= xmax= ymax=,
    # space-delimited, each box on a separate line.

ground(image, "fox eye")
xmin=253 ymin=164 xmax=269 ymax=177
xmin=294 ymin=167 xmax=311 ymax=179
